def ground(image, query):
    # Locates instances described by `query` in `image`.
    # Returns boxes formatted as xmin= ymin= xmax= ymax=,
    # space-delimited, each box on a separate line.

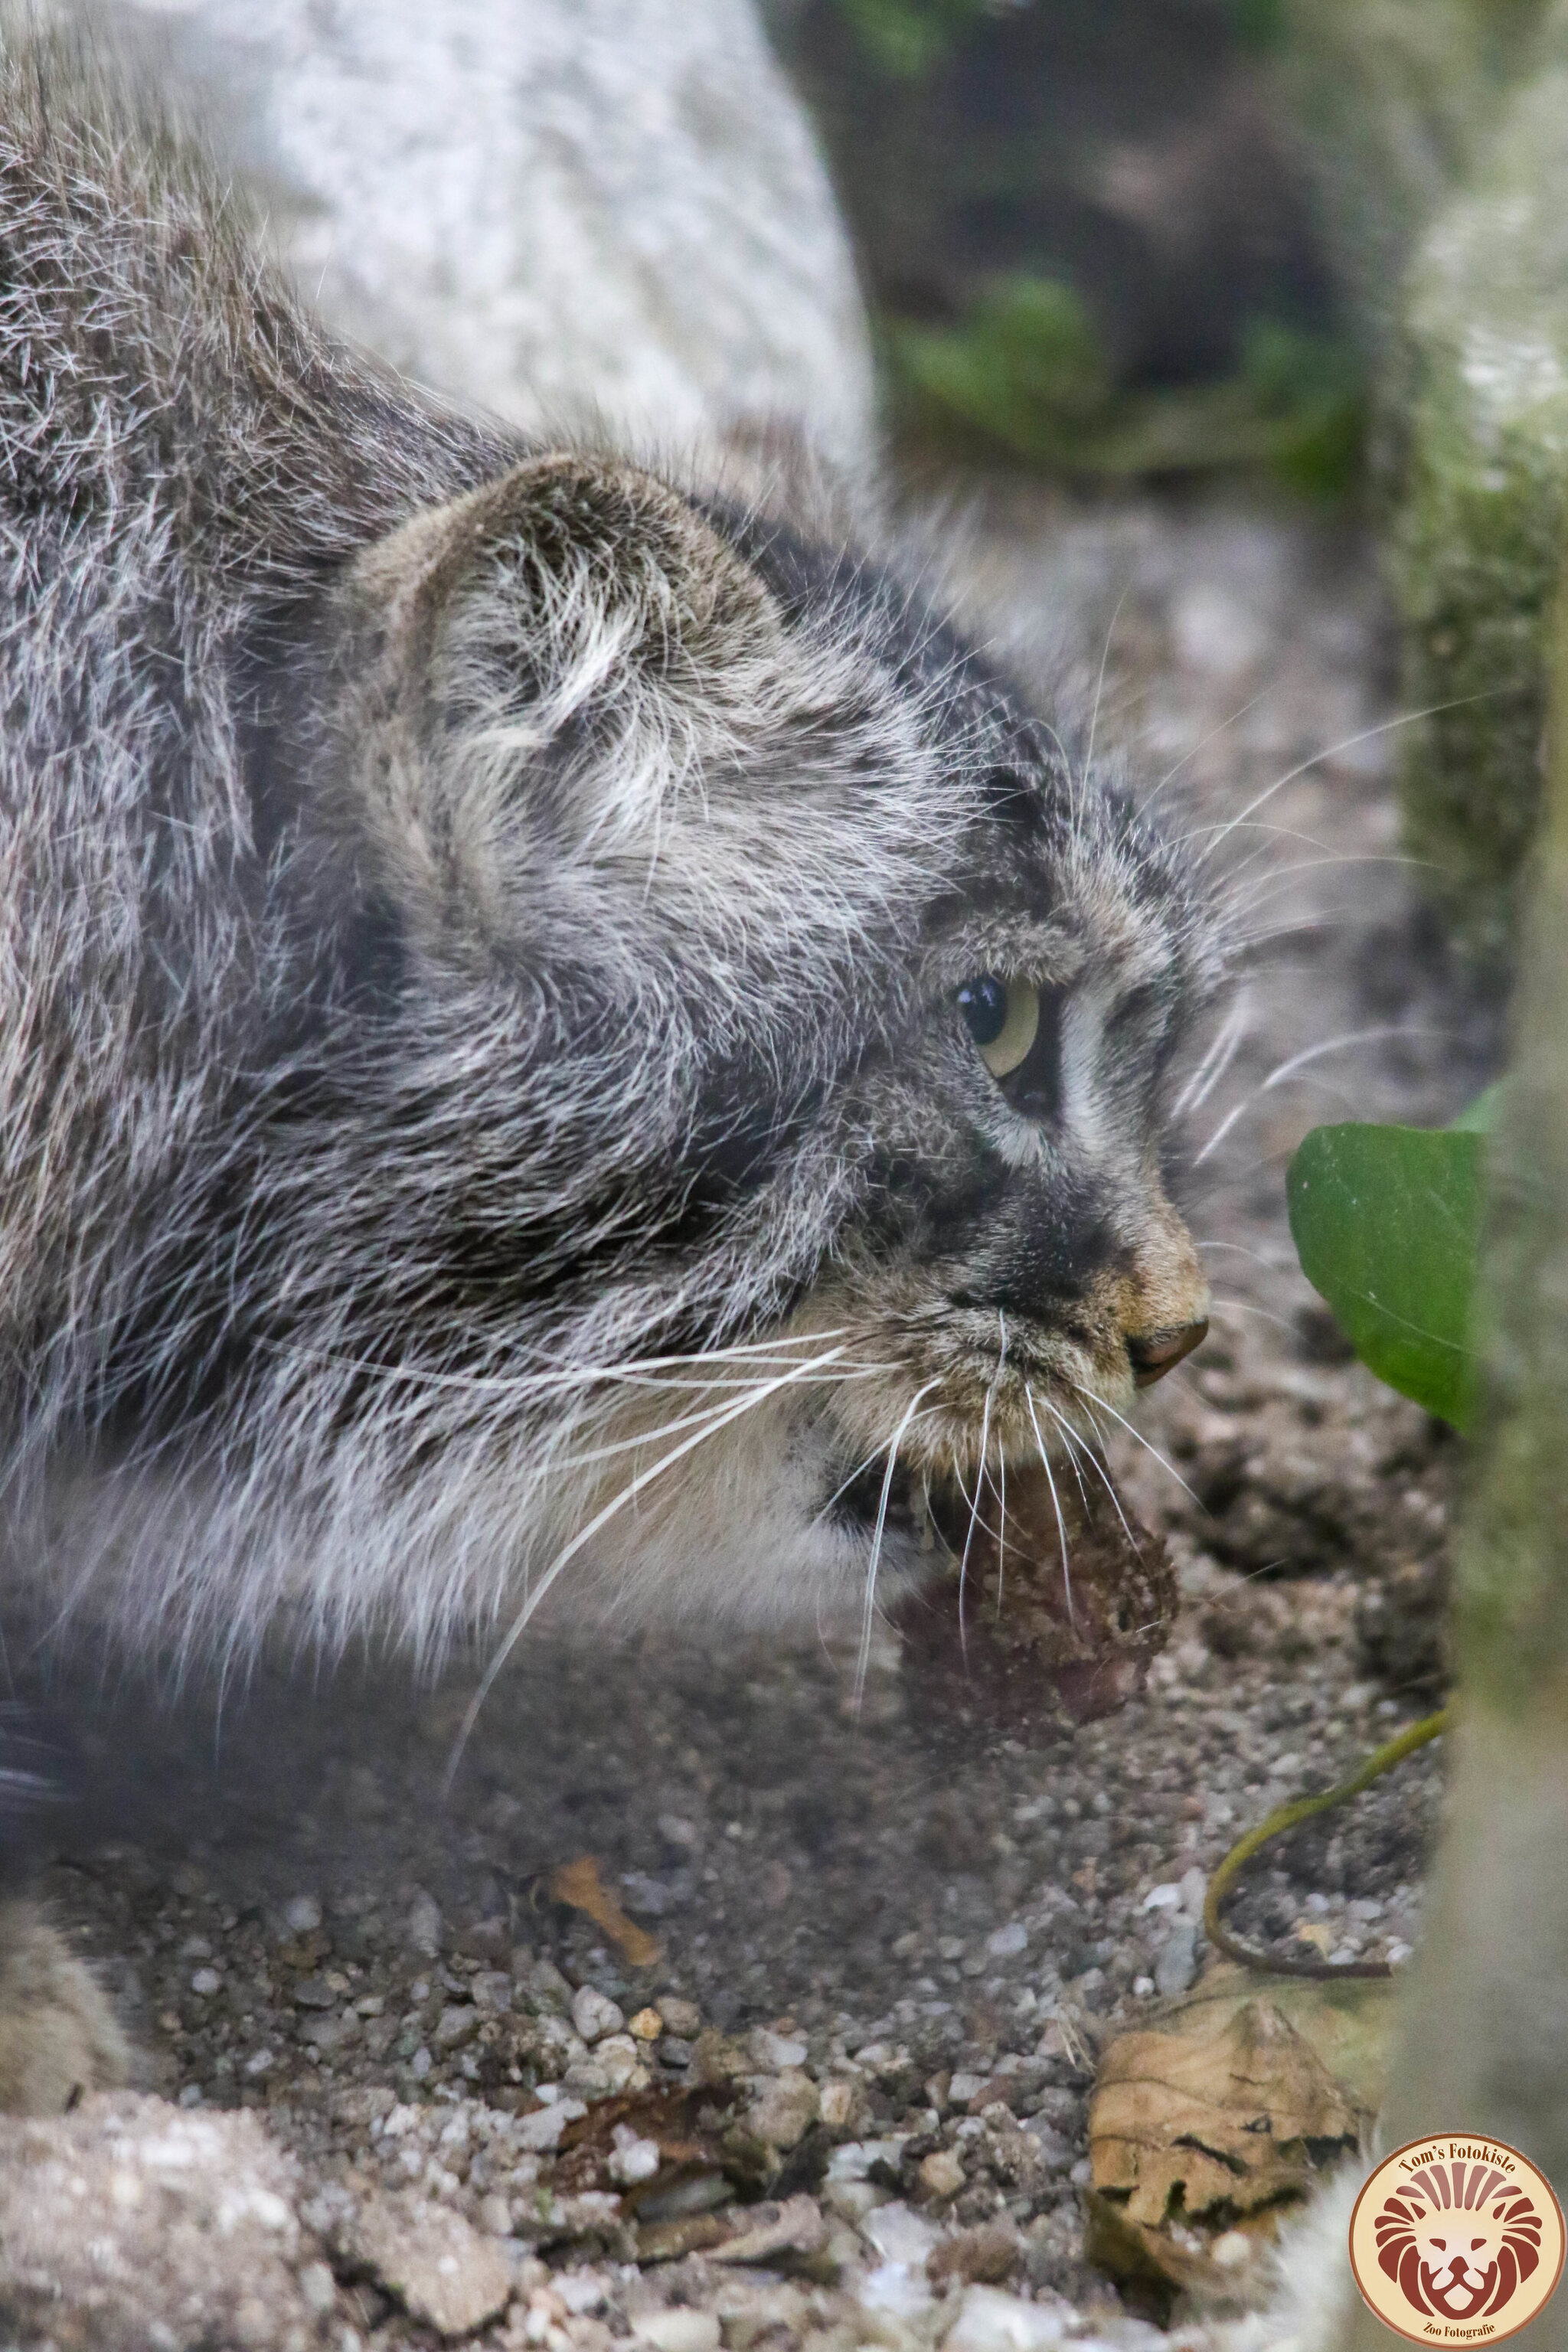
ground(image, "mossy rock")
xmin=1273 ymin=0 xmax=1537 ymax=354
xmin=1390 ymin=22 xmax=1568 ymax=967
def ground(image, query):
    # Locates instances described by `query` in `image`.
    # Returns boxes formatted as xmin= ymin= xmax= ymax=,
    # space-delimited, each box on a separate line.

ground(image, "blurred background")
xmin=95 ymin=0 xmax=1556 ymax=962
xmin=14 ymin=1 xmax=1568 ymax=2334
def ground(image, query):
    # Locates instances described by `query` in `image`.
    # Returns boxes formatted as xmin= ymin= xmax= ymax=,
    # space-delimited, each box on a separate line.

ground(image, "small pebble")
xmin=750 ymin=2025 xmax=808 ymax=2069
xmin=571 ymin=1984 xmax=625 ymax=2043
xmin=404 ymin=1892 xmax=443 ymax=1958
xmin=282 ymin=1895 xmax=322 ymax=1936
xmin=635 ymin=2312 xmax=721 ymax=2352
xmin=609 ymin=2127 xmax=662 ymax=2186
xmin=297 ymin=2262 xmax=337 ymax=2315
xmin=1154 ymin=1924 xmax=1198 ymax=1997
xmin=918 ymin=2148 xmax=966 ymax=2200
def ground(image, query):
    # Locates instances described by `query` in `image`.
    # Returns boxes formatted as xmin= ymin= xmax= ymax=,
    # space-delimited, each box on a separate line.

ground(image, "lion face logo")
xmin=1376 ymin=2160 xmax=1544 ymax=2320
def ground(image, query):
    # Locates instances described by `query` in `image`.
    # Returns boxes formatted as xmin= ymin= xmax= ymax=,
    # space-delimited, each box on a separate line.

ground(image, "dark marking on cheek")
xmin=944 ymin=1168 xmax=1128 ymax=1320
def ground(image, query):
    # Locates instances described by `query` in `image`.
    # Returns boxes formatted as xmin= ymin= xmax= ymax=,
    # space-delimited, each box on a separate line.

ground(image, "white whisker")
xmin=1072 ymin=1383 xmax=1201 ymax=1508
xmin=1192 ymin=1021 xmax=1448 ymax=1167
xmin=1191 ymin=1096 xmax=1253 ymax=1168
xmin=1024 ymin=1386 xmax=1072 ymax=1625
xmin=1080 ymin=584 xmax=1130 ymax=818
xmin=1258 ymin=1024 xmax=1446 ymax=1093
xmin=855 ymin=1379 xmax=943 ymax=1710
xmin=957 ymin=1380 xmax=994 ymax=1646
xmin=1173 ymin=990 xmax=1250 ymax=1122
xmin=445 ymin=1342 xmax=855 ymax=1783
xmin=1194 ymin=697 xmax=1492 ymax=864
xmin=812 ymin=1408 xmax=945 ymax=1528
xmin=994 ymin=1312 xmax=1009 ymax=1612
xmin=1036 ymin=1389 xmax=1139 ymax=1557
xmin=1207 ymin=1296 xmax=1298 ymax=1334
xmin=1139 ymin=691 xmax=1266 ymax=817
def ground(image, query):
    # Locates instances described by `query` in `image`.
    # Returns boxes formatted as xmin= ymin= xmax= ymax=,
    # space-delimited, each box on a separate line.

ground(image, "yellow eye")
xmin=956 ymin=974 xmax=1040 ymax=1079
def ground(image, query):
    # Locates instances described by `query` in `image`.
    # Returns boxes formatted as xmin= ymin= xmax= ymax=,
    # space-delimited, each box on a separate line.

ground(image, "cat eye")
xmin=956 ymin=974 xmax=1040 ymax=1079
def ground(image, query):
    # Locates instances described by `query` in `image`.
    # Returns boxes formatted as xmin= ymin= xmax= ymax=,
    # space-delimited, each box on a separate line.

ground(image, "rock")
xmin=635 ymin=2312 xmax=723 ymax=2352
xmin=1269 ymin=0 xmax=1527 ymax=353
xmin=918 ymin=2146 xmax=967 ymax=2201
xmin=707 ymin=2194 xmax=827 ymax=2265
xmin=609 ymin=2125 xmax=664 ymax=2186
xmin=281 ymin=1893 xmax=322 ymax=1935
xmin=745 ymin=2069 xmax=821 ymax=2151
xmin=0 ymin=2092 xmax=320 ymax=2348
xmin=518 ymin=1954 xmax=576 ymax=2014
xmin=404 ymin=1889 xmax=445 ymax=1958
xmin=658 ymin=1996 xmax=702 ymax=2039
xmin=299 ymin=2011 xmax=357 ymax=2053
xmin=517 ymin=2099 xmax=585 ymax=2152
xmin=1153 ymin=1923 xmax=1200 ymax=1998
xmin=570 ymin=2032 xmax=646 ymax=2096
xmin=572 ymin=1984 xmax=626 ymax=2043
xmin=748 ymin=2024 xmax=808 ymax=2069
xmin=338 ymin=2190 xmax=513 ymax=2337
xmin=857 ymin=2257 xmax=934 ymax=2319
xmin=690 ymin=2026 xmax=750 ymax=2086
xmin=292 ymin=1971 xmax=340 ymax=2009
xmin=864 ymin=2201 xmax=940 ymax=2268
xmin=1387 ymin=2 xmax=1568 ymax=964
xmin=819 ymin=2076 xmax=865 ymax=2132
xmin=298 ymin=2259 xmax=338 ymax=2314
xmin=435 ymin=2002 xmax=481 ymax=2051
xmin=945 ymin=2284 xmax=1070 ymax=2352
xmin=73 ymin=0 xmax=873 ymax=466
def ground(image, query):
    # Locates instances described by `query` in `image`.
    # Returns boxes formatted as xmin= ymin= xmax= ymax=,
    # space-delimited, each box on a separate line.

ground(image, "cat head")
xmin=199 ymin=450 xmax=1223 ymax=1652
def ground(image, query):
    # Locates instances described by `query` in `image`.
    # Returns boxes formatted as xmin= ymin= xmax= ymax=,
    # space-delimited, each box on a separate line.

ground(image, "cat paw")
xmin=0 ymin=1899 xmax=131 ymax=2115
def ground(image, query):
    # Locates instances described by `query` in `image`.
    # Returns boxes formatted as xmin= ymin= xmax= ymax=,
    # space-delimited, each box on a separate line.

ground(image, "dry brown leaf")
xmin=1160 ymin=1962 xmax=1396 ymax=2117
xmin=1091 ymin=1996 xmax=1362 ymax=2226
xmin=547 ymin=1854 xmax=662 ymax=1966
xmin=1085 ymin=1974 xmax=1379 ymax=2302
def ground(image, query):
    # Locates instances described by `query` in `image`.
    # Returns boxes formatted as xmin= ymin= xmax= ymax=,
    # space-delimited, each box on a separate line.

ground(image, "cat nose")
xmin=1126 ymin=1319 xmax=1209 ymax=1387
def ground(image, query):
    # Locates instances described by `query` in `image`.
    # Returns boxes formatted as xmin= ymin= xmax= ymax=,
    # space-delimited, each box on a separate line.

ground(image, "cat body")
xmin=0 ymin=16 xmax=1219 ymax=1697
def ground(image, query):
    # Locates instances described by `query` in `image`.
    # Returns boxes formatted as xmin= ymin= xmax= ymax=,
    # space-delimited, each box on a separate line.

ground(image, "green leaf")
xmin=1449 ymin=1082 xmax=1501 ymax=1132
xmin=1286 ymin=1122 xmax=1484 ymax=1429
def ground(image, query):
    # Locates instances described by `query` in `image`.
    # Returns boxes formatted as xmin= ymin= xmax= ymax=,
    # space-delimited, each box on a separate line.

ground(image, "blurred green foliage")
xmin=835 ymin=0 xmax=986 ymax=78
xmin=1225 ymin=0 xmax=1288 ymax=49
xmin=887 ymin=276 xmax=1367 ymax=491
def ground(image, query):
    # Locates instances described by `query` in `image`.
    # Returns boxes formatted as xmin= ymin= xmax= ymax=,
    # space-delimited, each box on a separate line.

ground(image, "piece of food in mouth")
xmin=897 ymin=1459 xmax=1178 ymax=1728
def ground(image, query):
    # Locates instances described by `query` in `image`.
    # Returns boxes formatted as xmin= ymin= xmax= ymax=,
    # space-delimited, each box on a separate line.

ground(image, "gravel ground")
xmin=4 ymin=481 xmax=1491 ymax=2349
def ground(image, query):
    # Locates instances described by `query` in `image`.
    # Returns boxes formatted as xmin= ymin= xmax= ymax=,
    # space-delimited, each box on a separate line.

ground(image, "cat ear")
xmin=335 ymin=452 xmax=784 ymax=936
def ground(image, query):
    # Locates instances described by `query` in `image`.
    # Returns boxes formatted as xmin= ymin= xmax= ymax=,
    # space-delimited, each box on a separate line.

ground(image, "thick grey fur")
xmin=0 ymin=9 xmax=1222 ymax=1704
